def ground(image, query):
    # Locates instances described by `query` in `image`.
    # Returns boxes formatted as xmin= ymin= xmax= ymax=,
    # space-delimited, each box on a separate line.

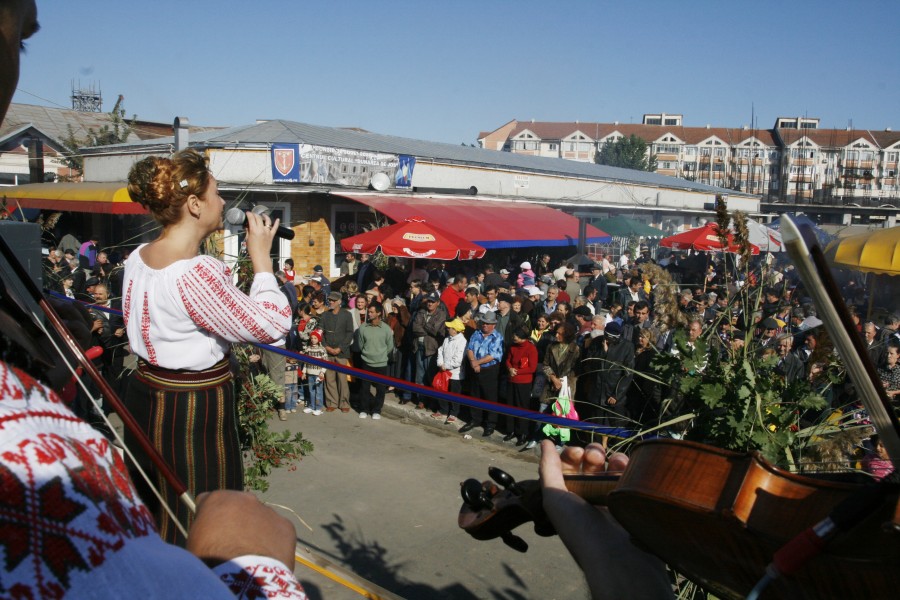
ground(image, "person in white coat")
xmin=434 ymin=317 xmax=467 ymax=423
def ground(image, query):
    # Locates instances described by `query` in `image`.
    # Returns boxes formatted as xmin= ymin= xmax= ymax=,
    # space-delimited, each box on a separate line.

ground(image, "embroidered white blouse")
xmin=123 ymin=245 xmax=291 ymax=370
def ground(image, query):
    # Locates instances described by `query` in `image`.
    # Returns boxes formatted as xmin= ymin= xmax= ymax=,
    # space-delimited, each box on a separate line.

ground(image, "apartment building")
xmin=479 ymin=115 xmax=900 ymax=225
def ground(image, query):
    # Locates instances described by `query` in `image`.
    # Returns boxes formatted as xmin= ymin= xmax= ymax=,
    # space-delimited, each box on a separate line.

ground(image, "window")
xmin=646 ymin=117 xmax=661 ymax=125
xmin=547 ymin=143 xmax=557 ymax=150
xmin=683 ymin=162 xmax=697 ymax=171
xmin=700 ymin=147 xmax=711 ymax=157
xmin=566 ymin=142 xmax=576 ymax=152
xmin=684 ymin=146 xmax=696 ymax=156
xmin=655 ymin=144 xmax=679 ymax=154
xmin=712 ymin=163 xmax=725 ymax=172
xmin=660 ymin=161 xmax=675 ymax=170
xmin=714 ymin=148 xmax=725 ymax=158
xmin=664 ymin=118 xmax=678 ymax=126
xmin=887 ymin=152 xmax=898 ymax=162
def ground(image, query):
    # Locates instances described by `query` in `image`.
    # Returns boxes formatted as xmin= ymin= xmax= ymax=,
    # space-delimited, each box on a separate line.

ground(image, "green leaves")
xmin=234 ymin=346 xmax=313 ymax=492
xmin=595 ymin=134 xmax=657 ymax=172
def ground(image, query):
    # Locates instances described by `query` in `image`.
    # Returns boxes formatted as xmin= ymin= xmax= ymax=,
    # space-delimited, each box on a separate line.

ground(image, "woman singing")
xmin=123 ymin=149 xmax=291 ymax=545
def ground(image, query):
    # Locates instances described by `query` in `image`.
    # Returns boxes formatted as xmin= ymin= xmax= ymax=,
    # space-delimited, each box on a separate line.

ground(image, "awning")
xmin=334 ymin=193 xmax=610 ymax=249
xmin=0 ymin=182 xmax=147 ymax=215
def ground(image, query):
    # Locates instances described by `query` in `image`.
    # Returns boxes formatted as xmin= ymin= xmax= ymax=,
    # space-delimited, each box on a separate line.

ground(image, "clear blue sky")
xmin=14 ymin=0 xmax=900 ymax=144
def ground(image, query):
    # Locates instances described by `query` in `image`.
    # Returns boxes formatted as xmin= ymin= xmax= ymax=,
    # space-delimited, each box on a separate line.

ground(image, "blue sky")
xmin=14 ymin=0 xmax=900 ymax=144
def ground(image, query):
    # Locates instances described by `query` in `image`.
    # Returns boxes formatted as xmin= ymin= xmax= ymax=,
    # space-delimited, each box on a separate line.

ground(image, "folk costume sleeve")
xmin=0 ymin=360 xmax=307 ymax=600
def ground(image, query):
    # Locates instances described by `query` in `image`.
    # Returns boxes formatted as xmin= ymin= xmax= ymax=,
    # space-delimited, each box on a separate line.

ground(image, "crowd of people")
xmin=267 ymin=244 xmax=899 ymax=473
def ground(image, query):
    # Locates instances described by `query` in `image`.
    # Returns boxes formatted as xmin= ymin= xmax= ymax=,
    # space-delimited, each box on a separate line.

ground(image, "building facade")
xmin=479 ymin=116 xmax=900 ymax=226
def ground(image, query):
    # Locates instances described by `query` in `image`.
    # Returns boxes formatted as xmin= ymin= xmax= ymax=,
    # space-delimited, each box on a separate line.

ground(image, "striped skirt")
xmin=124 ymin=357 xmax=244 ymax=547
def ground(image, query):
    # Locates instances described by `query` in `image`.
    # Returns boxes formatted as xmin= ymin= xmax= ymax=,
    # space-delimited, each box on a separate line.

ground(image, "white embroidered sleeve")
xmin=177 ymin=257 xmax=292 ymax=344
xmin=213 ymin=556 xmax=308 ymax=599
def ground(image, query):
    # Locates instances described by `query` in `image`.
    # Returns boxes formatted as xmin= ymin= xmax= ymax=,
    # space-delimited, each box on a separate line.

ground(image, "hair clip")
xmin=179 ymin=179 xmax=189 ymax=189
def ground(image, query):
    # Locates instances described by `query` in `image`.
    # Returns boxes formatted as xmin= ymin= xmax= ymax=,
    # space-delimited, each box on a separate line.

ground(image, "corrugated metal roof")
xmin=87 ymin=118 xmax=753 ymax=197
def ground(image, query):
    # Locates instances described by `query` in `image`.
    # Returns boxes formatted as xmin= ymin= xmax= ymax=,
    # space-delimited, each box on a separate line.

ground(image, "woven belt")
xmin=136 ymin=357 xmax=232 ymax=390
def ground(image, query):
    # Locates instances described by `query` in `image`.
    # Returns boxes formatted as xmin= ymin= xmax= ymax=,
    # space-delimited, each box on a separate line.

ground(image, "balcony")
xmin=842 ymin=159 xmax=876 ymax=169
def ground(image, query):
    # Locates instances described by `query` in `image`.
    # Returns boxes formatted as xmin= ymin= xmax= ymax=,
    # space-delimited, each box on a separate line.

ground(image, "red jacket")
xmin=441 ymin=286 xmax=466 ymax=317
xmin=506 ymin=340 xmax=538 ymax=384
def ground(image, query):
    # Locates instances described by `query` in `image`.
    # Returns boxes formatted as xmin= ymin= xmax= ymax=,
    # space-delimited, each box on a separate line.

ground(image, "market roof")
xmin=84 ymin=118 xmax=756 ymax=198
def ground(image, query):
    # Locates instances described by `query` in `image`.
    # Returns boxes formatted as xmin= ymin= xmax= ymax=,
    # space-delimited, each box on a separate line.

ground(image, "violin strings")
xmin=28 ymin=306 xmax=190 ymax=538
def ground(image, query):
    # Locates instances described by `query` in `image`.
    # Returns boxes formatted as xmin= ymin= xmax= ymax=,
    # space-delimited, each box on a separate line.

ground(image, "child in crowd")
xmin=302 ymin=329 xmax=327 ymax=415
xmin=284 ymin=359 xmax=302 ymax=413
xmin=517 ymin=261 xmax=536 ymax=289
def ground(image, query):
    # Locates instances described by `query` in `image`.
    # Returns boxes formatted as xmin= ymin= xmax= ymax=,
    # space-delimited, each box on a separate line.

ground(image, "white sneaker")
xmin=359 ymin=412 xmax=368 ymax=419
xmin=303 ymin=407 xmax=313 ymax=414
xmin=372 ymin=413 xmax=381 ymax=420
xmin=312 ymin=409 xmax=322 ymax=416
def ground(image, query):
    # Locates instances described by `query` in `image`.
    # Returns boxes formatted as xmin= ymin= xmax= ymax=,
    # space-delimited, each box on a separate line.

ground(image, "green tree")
xmin=595 ymin=134 xmax=657 ymax=172
xmin=60 ymin=95 xmax=135 ymax=177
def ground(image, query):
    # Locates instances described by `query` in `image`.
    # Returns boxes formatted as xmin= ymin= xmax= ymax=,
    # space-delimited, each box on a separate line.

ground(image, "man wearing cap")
xmin=460 ymin=311 xmax=505 ymax=437
xmin=320 ymin=291 xmax=355 ymax=412
xmin=355 ymin=302 xmax=394 ymax=420
xmin=756 ymin=317 xmax=781 ymax=349
xmin=311 ymin=265 xmax=331 ymax=296
xmin=410 ymin=291 xmax=449 ymax=409
xmin=496 ymin=293 xmax=524 ymax=350
xmin=634 ymin=245 xmax=655 ymax=267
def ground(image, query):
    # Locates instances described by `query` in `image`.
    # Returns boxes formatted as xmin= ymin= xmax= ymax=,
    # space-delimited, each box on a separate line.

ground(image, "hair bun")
xmin=127 ymin=156 xmax=170 ymax=211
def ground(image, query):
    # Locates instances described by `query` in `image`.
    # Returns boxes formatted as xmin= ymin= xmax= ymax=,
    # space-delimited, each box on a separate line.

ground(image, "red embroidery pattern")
xmin=219 ymin=563 xmax=308 ymax=599
xmin=141 ymin=292 xmax=157 ymax=365
xmin=178 ymin=258 xmax=289 ymax=343
xmin=0 ymin=363 xmax=156 ymax=598
xmin=122 ymin=278 xmax=133 ymax=326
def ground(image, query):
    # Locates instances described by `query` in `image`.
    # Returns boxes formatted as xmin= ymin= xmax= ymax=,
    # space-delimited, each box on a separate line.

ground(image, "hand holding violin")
xmin=539 ymin=442 xmax=672 ymax=599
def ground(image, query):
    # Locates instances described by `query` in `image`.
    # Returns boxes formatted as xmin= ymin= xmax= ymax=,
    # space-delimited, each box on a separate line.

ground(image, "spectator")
xmin=460 ymin=310 xmax=505 ymax=437
xmin=339 ymin=252 xmax=358 ymax=277
xmin=410 ymin=291 xmax=449 ymax=410
xmin=503 ymin=325 xmax=538 ymax=446
xmin=355 ymin=301 xmax=394 ymax=420
xmin=320 ymin=291 xmax=354 ymax=413
xmin=434 ymin=317 xmax=467 ymax=423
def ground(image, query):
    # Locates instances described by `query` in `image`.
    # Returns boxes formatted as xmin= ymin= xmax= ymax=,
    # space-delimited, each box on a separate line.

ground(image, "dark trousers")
xmin=507 ymin=381 xmax=533 ymax=438
xmin=468 ymin=363 xmax=499 ymax=427
xmin=438 ymin=378 xmax=462 ymax=416
xmin=360 ymin=363 xmax=388 ymax=415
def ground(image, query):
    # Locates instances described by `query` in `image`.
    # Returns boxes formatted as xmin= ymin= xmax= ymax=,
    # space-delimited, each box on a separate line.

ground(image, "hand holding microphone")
xmin=226 ymin=205 xmax=294 ymax=275
xmin=225 ymin=206 xmax=295 ymax=240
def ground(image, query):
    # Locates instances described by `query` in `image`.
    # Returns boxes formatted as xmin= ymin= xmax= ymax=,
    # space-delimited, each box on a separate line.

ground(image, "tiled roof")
xmin=0 ymin=103 xmax=220 ymax=145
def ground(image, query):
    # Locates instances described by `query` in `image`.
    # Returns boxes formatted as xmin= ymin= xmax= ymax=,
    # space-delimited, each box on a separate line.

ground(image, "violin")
xmin=460 ymin=440 xmax=900 ymax=599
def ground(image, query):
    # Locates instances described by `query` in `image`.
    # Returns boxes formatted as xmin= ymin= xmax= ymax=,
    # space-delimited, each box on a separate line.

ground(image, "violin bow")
xmin=781 ymin=216 xmax=900 ymax=469
xmin=0 ymin=235 xmax=402 ymax=599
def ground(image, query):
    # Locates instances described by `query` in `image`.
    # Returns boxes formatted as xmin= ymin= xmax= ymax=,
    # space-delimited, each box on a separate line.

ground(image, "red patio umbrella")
xmin=660 ymin=223 xmax=760 ymax=255
xmin=340 ymin=216 xmax=486 ymax=260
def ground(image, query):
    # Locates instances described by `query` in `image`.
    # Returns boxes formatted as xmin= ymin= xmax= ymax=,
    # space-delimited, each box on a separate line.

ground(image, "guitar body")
xmin=608 ymin=439 xmax=900 ymax=599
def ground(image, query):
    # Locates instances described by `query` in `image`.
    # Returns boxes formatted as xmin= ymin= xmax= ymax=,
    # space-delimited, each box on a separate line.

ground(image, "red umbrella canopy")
xmin=660 ymin=223 xmax=760 ymax=255
xmin=340 ymin=216 xmax=486 ymax=260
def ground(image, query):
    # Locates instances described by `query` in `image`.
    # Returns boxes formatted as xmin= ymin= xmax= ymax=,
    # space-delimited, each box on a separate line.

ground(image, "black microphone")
xmin=225 ymin=206 xmax=295 ymax=240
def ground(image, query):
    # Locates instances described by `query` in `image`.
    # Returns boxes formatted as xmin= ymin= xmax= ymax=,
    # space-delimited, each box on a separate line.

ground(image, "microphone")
xmin=225 ymin=206 xmax=295 ymax=240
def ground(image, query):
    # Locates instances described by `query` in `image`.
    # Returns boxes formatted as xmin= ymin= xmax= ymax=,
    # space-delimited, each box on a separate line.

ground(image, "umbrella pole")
xmin=867 ymin=273 xmax=877 ymax=321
